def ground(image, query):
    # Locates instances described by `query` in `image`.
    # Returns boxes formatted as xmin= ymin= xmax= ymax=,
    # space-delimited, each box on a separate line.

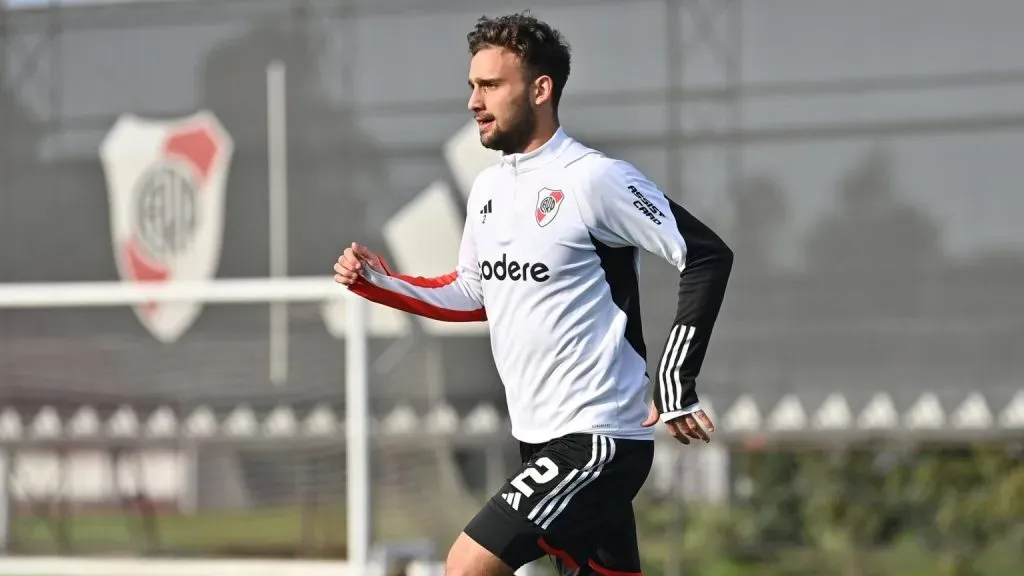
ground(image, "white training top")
xmin=350 ymin=128 xmax=732 ymax=444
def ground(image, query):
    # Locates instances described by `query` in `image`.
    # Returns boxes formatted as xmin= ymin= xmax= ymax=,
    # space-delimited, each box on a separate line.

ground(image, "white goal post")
xmin=0 ymin=277 xmax=376 ymax=574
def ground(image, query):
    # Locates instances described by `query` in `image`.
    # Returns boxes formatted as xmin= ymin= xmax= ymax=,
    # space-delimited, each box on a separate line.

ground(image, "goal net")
xmin=0 ymin=278 xmax=508 ymax=576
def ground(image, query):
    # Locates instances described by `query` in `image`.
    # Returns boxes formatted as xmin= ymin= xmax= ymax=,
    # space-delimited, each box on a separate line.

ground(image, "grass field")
xmin=6 ymin=504 xmax=1022 ymax=576
xmin=12 ymin=504 xmax=355 ymax=557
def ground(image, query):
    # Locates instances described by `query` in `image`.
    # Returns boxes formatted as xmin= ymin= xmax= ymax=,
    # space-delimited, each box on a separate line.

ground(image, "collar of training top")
xmin=499 ymin=127 xmax=573 ymax=173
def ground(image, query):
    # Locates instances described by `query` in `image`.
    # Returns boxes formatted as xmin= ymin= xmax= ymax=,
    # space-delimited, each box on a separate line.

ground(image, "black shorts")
xmin=464 ymin=433 xmax=654 ymax=575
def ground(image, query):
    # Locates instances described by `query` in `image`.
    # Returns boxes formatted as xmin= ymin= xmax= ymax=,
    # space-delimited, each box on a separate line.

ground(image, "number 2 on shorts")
xmin=510 ymin=457 xmax=559 ymax=497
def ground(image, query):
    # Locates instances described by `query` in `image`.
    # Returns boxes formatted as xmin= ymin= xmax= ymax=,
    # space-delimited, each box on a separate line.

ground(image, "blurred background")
xmin=1 ymin=0 xmax=1023 ymax=575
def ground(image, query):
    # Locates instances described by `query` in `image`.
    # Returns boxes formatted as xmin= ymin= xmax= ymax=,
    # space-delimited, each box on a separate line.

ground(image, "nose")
xmin=468 ymin=87 xmax=483 ymax=112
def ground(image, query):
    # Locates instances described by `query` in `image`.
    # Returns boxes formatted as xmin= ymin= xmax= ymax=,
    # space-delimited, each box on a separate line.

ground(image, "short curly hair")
xmin=467 ymin=11 xmax=572 ymax=109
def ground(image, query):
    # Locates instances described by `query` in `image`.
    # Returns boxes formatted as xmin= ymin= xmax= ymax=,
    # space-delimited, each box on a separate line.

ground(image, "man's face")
xmin=467 ymin=46 xmax=536 ymax=154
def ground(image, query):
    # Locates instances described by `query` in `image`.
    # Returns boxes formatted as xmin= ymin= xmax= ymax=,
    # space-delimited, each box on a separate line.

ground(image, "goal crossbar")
xmin=0 ymin=276 xmax=348 ymax=308
xmin=0 ymin=277 xmax=373 ymax=570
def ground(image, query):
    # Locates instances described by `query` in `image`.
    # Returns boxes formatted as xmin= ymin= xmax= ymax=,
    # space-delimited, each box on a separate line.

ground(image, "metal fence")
xmin=1 ymin=0 xmax=1022 ymax=574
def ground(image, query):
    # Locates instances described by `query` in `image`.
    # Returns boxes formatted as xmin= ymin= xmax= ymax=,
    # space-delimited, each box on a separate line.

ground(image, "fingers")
xmin=333 ymin=264 xmax=359 ymax=285
xmin=667 ymin=422 xmax=691 ymax=445
xmin=333 ymin=246 xmax=363 ymax=286
xmin=350 ymin=242 xmax=374 ymax=261
xmin=640 ymin=401 xmax=659 ymax=427
xmin=667 ymin=413 xmax=712 ymax=446
xmin=671 ymin=420 xmax=701 ymax=444
xmin=695 ymin=409 xmax=715 ymax=433
xmin=348 ymin=242 xmax=385 ymax=274
xmin=684 ymin=416 xmax=710 ymax=443
xmin=334 ymin=242 xmax=385 ymax=285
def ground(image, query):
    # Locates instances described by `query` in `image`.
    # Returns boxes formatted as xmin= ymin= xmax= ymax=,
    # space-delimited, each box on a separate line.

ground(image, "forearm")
xmin=655 ymin=200 xmax=734 ymax=412
xmin=349 ymin=266 xmax=486 ymax=322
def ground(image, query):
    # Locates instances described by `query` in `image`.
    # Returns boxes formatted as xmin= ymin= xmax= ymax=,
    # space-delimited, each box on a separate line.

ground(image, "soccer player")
xmin=334 ymin=11 xmax=733 ymax=576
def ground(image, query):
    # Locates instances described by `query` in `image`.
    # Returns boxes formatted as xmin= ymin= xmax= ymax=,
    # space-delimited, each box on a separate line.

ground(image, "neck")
xmin=517 ymin=117 xmax=560 ymax=155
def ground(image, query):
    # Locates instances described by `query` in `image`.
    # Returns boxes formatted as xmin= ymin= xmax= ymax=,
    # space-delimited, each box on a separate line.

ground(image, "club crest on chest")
xmin=535 ymin=188 xmax=565 ymax=227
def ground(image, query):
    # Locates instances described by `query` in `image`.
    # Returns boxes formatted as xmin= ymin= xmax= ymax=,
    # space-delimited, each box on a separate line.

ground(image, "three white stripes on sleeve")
xmin=525 ymin=435 xmax=616 ymax=530
xmin=658 ymin=324 xmax=695 ymax=412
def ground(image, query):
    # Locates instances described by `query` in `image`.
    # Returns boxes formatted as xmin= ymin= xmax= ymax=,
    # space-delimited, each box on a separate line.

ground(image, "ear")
xmin=532 ymin=75 xmax=554 ymax=107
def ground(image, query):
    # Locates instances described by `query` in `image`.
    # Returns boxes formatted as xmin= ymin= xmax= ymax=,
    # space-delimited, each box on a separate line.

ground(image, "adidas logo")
xmin=480 ymin=199 xmax=493 ymax=223
xmin=501 ymin=491 xmax=522 ymax=511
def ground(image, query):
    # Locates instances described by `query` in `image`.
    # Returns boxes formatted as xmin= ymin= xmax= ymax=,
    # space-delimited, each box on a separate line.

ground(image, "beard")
xmin=479 ymin=94 xmax=537 ymax=155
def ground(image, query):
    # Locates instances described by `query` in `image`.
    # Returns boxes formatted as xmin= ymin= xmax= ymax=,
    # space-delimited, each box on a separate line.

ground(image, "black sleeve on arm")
xmin=655 ymin=199 xmax=734 ymax=413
